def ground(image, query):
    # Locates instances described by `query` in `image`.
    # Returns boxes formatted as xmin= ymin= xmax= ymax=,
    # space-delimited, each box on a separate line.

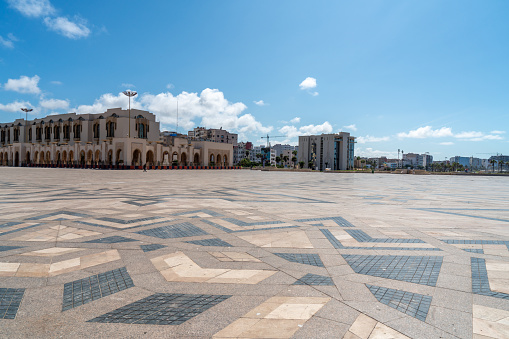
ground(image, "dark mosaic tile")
xmin=137 ymin=222 xmax=208 ymax=239
xmin=366 ymin=284 xmax=432 ymax=322
xmin=464 ymin=248 xmax=484 ymax=254
xmin=27 ymin=211 xmax=90 ymax=220
xmin=76 ymin=218 xmax=174 ymax=230
xmin=0 ymin=288 xmax=25 ymax=319
xmin=185 ymin=238 xmax=232 ymax=247
xmin=295 ymin=216 xmax=355 ymax=227
xmin=0 ymin=245 xmax=23 ymax=252
xmin=122 ymin=199 xmax=163 ymax=207
xmin=0 ymin=222 xmax=44 ymax=237
xmin=88 ymin=293 xmax=231 ymax=325
xmin=345 ymin=229 xmax=425 ymax=243
xmin=173 ymin=209 xmax=223 ymax=217
xmin=274 ymin=253 xmax=324 ymax=267
xmin=200 ymin=219 xmax=298 ymax=234
xmin=62 ymin=267 xmax=134 ymax=311
xmin=293 ymin=273 xmax=334 ymax=286
xmin=84 ymin=236 xmax=136 ymax=244
xmin=222 ymin=218 xmax=284 ymax=227
xmin=471 ymin=257 xmax=509 ymax=300
xmin=442 ymin=239 xmax=509 ymax=245
xmin=320 ymin=229 xmax=441 ymax=251
xmin=342 ymin=254 xmax=443 ymax=286
xmin=140 ymin=244 xmax=167 ymax=252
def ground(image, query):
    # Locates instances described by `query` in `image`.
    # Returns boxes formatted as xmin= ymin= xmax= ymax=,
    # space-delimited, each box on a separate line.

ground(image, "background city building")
xmin=298 ymin=132 xmax=355 ymax=171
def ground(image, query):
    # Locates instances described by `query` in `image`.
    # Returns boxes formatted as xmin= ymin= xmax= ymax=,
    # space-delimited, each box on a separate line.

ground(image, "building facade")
xmin=0 ymin=108 xmax=233 ymax=167
xmin=298 ymin=132 xmax=355 ymax=171
xmin=188 ymin=127 xmax=238 ymax=145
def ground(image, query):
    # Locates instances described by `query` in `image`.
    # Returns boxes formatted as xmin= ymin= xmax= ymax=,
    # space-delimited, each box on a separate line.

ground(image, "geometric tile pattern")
xmin=185 ymin=238 xmax=233 ymax=247
xmin=320 ymin=229 xmax=440 ymax=251
xmin=173 ymin=209 xmax=223 ymax=217
xmin=342 ymin=255 xmax=443 ymax=286
xmin=0 ymin=288 xmax=25 ymax=319
xmin=295 ymin=216 xmax=355 ymax=227
xmin=293 ymin=273 xmax=334 ymax=286
xmin=84 ymin=236 xmax=136 ymax=244
xmin=12 ymin=225 xmax=101 ymax=242
xmin=88 ymin=293 xmax=231 ymax=325
xmin=75 ymin=216 xmax=175 ymax=230
xmin=441 ymin=239 xmax=509 ymax=245
xmin=200 ymin=219 xmax=298 ymax=234
xmin=343 ymin=313 xmax=411 ymax=339
xmin=464 ymin=248 xmax=484 ymax=254
xmin=151 ymin=252 xmax=276 ymax=284
xmin=0 ymin=222 xmax=45 ymax=237
xmin=0 ymin=246 xmax=23 ymax=252
xmin=0 ymin=249 xmax=121 ymax=277
xmin=345 ymin=229 xmax=425 ymax=243
xmin=238 ymin=231 xmax=313 ymax=248
xmin=222 ymin=218 xmax=284 ymax=227
xmin=366 ymin=284 xmax=432 ymax=321
xmin=140 ymin=244 xmax=167 ymax=252
xmin=274 ymin=253 xmax=324 ymax=267
xmin=209 ymin=251 xmax=261 ymax=262
xmin=136 ymin=222 xmax=208 ymax=239
xmin=213 ymin=296 xmax=330 ymax=338
xmin=27 ymin=211 xmax=90 ymax=220
xmin=471 ymin=257 xmax=509 ymax=299
xmin=62 ymin=267 xmax=134 ymax=311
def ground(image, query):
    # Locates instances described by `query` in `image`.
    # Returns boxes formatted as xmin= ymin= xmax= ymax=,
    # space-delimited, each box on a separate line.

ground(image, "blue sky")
xmin=1 ymin=0 xmax=508 ymax=160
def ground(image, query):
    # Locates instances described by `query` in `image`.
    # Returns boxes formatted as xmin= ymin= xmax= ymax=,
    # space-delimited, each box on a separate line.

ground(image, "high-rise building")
xmin=188 ymin=127 xmax=238 ymax=145
xmin=298 ymin=132 xmax=355 ymax=171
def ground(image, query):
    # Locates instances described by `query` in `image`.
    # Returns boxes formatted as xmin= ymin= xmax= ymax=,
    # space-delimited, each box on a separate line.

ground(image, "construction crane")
xmin=260 ymin=134 xmax=285 ymax=148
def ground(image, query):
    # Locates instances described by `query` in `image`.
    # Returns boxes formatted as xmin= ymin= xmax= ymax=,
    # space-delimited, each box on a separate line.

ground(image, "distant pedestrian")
xmin=143 ymin=163 xmax=147 ymax=172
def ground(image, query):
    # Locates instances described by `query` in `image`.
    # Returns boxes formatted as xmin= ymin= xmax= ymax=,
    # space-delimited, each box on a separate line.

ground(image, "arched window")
xmin=93 ymin=123 xmax=100 ymax=139
xmin=138 ymin=123 xmax=146 ymax=138
xmin=106 ymin=121 xmax=115 ymax=137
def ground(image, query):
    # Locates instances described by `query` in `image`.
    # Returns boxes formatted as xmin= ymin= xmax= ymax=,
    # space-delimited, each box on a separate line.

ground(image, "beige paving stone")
xmin=21 ymin=247 xmax=84 ymax=257
xmin=238 ymin=230 xmax=313 ymax=248
xmin=349 ymin=314 xmax=378 ymax=339
xmin=473 ymin=305 xmax=509 ymax=339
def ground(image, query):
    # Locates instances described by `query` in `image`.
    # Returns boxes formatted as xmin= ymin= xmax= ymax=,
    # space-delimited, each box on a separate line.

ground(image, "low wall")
xmin=22 ymin=164 xmax=241 ymax=170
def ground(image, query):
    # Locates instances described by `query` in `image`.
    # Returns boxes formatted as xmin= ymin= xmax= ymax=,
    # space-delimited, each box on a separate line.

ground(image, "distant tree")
xmin=308 ymin=161 xmax=314 ymax=169
xmin=499 ymin=160 xmax=505 ymax=173
xmin=239 ymin=158 xmax=251 ymax=167
xmin=283 ymin=155 xmax=289 ymax=166
xmin=292 ymin=150 xmax=298 ymax=156
xmin=489 ymin=159 xmax=497 ymax=172
xmin=275 ymin=156 xmax=281 ymax=165
xmin=298 ymin=161 xmax=304 ymax=169
xmin=292 ymin=156 xmax=297 ymax=168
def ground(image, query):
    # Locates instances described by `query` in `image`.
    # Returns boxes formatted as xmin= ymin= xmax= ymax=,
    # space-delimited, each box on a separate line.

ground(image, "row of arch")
xmin=1 ymin=149 xmax=230 ymax=167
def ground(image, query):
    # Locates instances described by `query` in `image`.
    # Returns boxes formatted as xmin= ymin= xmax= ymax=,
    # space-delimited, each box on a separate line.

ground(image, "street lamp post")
xmin=20 ymin=108 xmax=33 ymax=143
xmin=122 ymin=90 xmax=137 ymax=138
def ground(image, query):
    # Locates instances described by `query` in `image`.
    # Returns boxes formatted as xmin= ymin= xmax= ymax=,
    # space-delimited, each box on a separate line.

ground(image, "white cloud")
xmin=440 ymin=142 xmax=454 ymax=145
xmin=121 ymin=83 xmax=135 ymax=88
xmin=299 ymin=77 xmax=317 ymax=90
xmin=4 ymin=75 xmax=41 ymax=94
xmin=50 ymin=80 xmax=62 ymax=85
xmin=469 ymin=135 xmax=503 ymax=141
xmin=7 ymin=0 xmax=55 ymax=18
xmin=43 ymin=16 xmax=90 ymax=39
xmin=490 ymin=130 xmax=505 ymax=134
xmin=39 ymin=98 xmax=69 ymax=110
xmin=166 ymin=83 xmax=174 ymax=89
xmin=454 ymin=131 xmax=483 ymax=139
xmin=0 ymin=100 xmax=34 ymax=113
xmin=397 ymin=126 xmax=453 ymax=138
xmin=279 ymin=121 xmax=333 ymax=139
xmin=343 ymin=124 xmax=357 ymax=131
xmin=356 ymin=147 xmax=398 ymax=159
xmin=72 ymin=88 xmax=272 ymax=140
xmin=290 ymin=117 xmax=300 ymax=124
xmin=0 ymin=35 xmax=15 ymax=49
xmin=356 ymin=135 xmax=390 ymax=144
xmin=253 ymin=100 xmax=267 ymax=106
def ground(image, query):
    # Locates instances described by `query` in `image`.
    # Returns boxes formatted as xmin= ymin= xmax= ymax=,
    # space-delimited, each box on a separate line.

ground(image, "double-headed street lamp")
xmin=20 ymin=108 xmax=33 ymax=143
xmin=122 ymin=90 xmax=137 ymax=138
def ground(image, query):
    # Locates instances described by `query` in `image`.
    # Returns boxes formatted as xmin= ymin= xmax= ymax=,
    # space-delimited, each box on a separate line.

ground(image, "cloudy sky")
xmin=0 ymin=0 xmax=508 ymax=159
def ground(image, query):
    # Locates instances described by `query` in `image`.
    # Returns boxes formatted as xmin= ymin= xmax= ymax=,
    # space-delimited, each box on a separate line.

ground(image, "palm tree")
xmin=499 ymin=160 xmax=505 ymax=173
xmin=292 ymin=156 xmax=297 ymax=168
xmin=489 ymin=159 xmax=497 ymax=173
xmin=283 ymin=155 xmax=289 ymax=167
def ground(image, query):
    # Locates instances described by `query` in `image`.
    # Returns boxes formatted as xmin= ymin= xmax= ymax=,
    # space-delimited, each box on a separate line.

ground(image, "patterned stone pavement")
xmin=0 ymin=168 xmax=508 ymax=338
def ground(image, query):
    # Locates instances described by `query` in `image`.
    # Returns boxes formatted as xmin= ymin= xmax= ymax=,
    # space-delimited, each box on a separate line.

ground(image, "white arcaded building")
xmin=0 ymin=108 xmax=233 ymax=167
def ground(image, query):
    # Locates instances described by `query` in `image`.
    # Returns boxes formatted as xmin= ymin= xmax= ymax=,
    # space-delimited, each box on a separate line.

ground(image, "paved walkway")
xmin=0 ymin=168 xmax=508 ymax=338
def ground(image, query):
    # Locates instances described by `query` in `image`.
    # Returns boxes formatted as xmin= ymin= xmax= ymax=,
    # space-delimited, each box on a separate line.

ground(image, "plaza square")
xmin=0 ymin=168 xmax=508 ymax=338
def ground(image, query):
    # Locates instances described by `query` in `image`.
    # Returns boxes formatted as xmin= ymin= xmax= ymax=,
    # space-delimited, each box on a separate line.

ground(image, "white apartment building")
xmin=188 ymin=127 xmax=238 ymax=145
